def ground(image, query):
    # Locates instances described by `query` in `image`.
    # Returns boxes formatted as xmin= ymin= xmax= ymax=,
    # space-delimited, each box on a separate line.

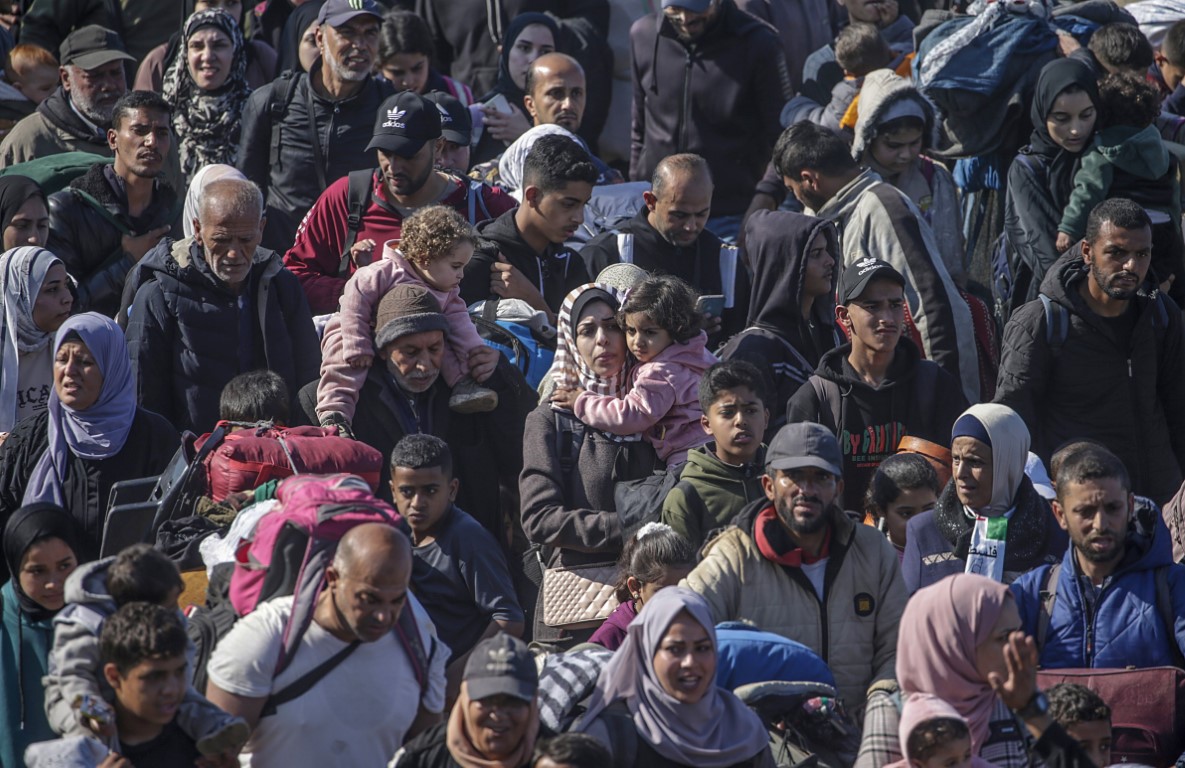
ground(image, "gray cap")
xmin=766 ymin=422 xmax=843 ymax=477
xmin=463 ymin=633 xmax=538 ymax=702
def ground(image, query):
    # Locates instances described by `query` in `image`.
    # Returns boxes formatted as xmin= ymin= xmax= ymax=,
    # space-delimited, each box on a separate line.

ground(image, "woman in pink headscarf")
xmin=855 ymin=573 xmax=1104 ymax=768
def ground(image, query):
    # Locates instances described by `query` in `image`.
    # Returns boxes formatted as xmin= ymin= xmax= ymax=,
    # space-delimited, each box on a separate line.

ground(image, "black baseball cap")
xmin=838 ymin=257 xmax=905 ymax=304
xmin=366 ymin=91 xmax=442 ymax=158
xmin=59 ymin=25 xmax=135 ymax=70
xmin=463 ymin=633 xmax=538 ymax=702
xmin=766 ymin=422 xmax=843 ymax=477
xmin=423 ymin=91 xmax=472 ymax=146
xmin=317 ymin=0 xmax=383 ymax=27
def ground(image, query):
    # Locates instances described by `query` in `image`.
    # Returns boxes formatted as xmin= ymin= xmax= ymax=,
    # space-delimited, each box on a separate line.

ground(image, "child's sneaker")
xmin=318 ymin=411 xmax=356 ymax=440
xmin=196 ymin=717 xmax=250 ymax=757
xmin=449 ymin=376 xmax=499 ymax=413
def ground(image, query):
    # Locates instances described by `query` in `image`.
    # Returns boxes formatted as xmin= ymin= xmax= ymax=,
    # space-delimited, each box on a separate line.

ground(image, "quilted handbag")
xmin=541 ymin=562 xmax=620 ymax=629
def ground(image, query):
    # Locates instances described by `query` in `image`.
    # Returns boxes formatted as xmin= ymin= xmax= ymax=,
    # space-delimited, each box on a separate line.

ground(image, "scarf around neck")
xmin=0 ymin=246 xmax=62 ymax=432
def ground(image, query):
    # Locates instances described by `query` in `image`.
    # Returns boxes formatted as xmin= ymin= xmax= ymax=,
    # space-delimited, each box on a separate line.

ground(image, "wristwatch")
xmin=1014 ymin=691 xmax=1050 ymax=719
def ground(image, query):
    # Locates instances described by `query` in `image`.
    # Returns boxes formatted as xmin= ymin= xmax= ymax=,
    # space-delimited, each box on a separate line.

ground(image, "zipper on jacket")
xmin=678 ymin=52 xmax=693 ymax=151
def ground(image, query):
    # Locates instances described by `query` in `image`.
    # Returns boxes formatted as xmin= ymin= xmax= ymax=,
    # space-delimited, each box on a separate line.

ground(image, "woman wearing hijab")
xmin=471 ymin=13 xmax=559 ymax=166
xmin=857 ymin=573 xmax=1100 ymax=768
xmin=901 ymin=404 xmax=1066 ymax=594
xmin=520 ymin=283 xmax=658 ymax=647
xmin=135 ymin=0 xmax=278 ymax=91
xmin=0 ymin=175 xmax=49 ymax=251
xmin=0 ymin=247 xmax=73 ymax=447
xmin=574 ymin=587 xmax=773 ymax=767
xmin=0 ymin=503 xmax=78 ymax=768
xmin=276 ymin=0 xmax=325 ymax=74
xmin=182 ymin=163 xmax=247 ymax=238
xmin=0 ymin=313 xmax=178 ymax=565
xmin=1001 ymin=58 xmax=1100 ymax=317
xmin=161 ymin=8 xmax=253 ymax=187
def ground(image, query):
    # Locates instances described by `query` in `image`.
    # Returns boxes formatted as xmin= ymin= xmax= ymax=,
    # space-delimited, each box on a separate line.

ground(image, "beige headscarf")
xmin=446 ymin=681 xmax=541 ymax=768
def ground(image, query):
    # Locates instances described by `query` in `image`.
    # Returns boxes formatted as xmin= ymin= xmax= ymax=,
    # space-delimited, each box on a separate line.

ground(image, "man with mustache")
xmin=45 ymin=89 xmax=178 ymax=317
xmin=238 ymin=0 xmax=394 ymax=251
xmin=996 ymin=197 xmax=1185 ymax=506
xmin=1010 ymin=444 xmax=1185 ymax=670
xmin=787 ymin=258 xmax=966 ymax=509
xmin=684 ymin=421 xmax=906 ymax=718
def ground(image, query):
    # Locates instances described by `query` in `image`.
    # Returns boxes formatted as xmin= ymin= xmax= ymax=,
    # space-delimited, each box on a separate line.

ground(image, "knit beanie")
xmin=374 ymin=284 xmax=449 ymax=350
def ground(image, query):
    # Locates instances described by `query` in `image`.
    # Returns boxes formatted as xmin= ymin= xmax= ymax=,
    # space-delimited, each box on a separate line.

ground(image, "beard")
xmin=774 ymin=494 xmax=829 ymax=537
xmin=1091 ymin=261 xmax=1142 ymax=300
xmin=1075 ymin=531 xmax=1125 ymax=564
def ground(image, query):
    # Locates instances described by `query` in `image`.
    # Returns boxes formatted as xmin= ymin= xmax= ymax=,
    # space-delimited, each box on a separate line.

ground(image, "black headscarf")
xmin=277 ymin=0 xmax=326 ymax=74
xmin=0 ymin=175 xmax=45 ymax=234
xmin=3 ymin=503 xmax=78 ymax=621
xmin=479 ymin=12 xmax=560 ymax=110
xmin=1028 ymin=58 xmax=1100 ymax=210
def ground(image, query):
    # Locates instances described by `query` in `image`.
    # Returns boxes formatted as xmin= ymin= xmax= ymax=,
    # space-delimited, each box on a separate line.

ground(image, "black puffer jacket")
xmin=629 ymin=0 xmax=792 ymax=216
xmin=0 ymin=408 xmax=178 ymax=568
xmin=995 ymin=248 xmax=1185 ymax=504
xmin=47 ymin=163 xmax=180 ymax=317
xmin=124 ymin=237 xmax=320 ymax=434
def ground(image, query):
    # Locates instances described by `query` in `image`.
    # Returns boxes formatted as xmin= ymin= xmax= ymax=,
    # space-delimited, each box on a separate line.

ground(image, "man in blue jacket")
xmin=1011 ymin=444 xmax=1185 ymax=670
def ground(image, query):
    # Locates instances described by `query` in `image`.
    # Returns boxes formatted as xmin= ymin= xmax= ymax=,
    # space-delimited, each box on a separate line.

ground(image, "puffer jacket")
xmin=661 ymin=443 xmax=766 ymax=548
xmin=1011 ymin=497 xmax=1185 ymax=669
xmin=852 ymin=70 xmax=966 ymax=285
xmin=995 ymin=248 xmax=1185 ymax=504
xmin=124 ymin=237 xmax=321 ymax=434
xmin=628 ymin=0 xmax=792 ymax=216
xmin=684 ymin=500 xmax=906 ymax=713
xmin=47 ymin=163 xmax=180 ymax=317
xmin=719 ymin=210 xmax=841 ymax=430
xmin=816 ymin=168 xmax=980 ymax=402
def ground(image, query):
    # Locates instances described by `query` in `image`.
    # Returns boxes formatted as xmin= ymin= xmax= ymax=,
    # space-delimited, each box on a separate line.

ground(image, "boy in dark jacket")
xmin=662 ymin=361 xmax=770 ymax=548
xmin=786 ymin=258 xmax=966 ymax=510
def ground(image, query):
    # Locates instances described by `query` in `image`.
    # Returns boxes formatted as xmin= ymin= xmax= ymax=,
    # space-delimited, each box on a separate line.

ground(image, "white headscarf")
xmin=952 ymin=403 xmax=1031 ymax=516
xmin=182 ymin=163 xmax=247 ymax=237
xmin=0 ymin=246 xmax=63 ymax=432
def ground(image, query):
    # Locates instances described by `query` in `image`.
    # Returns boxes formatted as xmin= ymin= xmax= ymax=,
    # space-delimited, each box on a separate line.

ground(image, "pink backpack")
xmin=228 ymin=474 xmax=429 ymax=681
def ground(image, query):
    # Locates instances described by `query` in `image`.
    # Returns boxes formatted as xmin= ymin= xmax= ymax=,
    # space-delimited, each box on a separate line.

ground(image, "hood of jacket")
xmin=816 ymin=167 xmax=882 ymax=222
xmin=812 ymin=337 xmax=923 ymax=395
xmin=732 ymin=494 xmax=856 ymax=549
xmin=62 ymin=556 xmax=115 ymax=608
xmin=743 ymin=209 xmax=839 ymax=335
xmin=1095 ymin=124 xmax=1170 ymax=179
xmin=851 ymin=69 xmax=938 ymax=163
xmin=683 ymin=442 xmax=767 ymax=486
xmin=36 ymin=87 xmax=106 ymax=144
xmin=647 ymin=330 xmax=717 ymax=376
xmin=1106 ymin=495 xmax=1175 ymax=575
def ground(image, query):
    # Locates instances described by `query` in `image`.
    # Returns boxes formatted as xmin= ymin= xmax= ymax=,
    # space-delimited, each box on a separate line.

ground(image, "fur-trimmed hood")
xmin=851 ymin=69 xmax=939 ymax=163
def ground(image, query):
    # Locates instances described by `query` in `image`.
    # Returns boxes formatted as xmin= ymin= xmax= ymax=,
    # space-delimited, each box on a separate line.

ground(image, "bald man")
xmin=524 ymin=53 xmax=587 ymax=134
xmin=206 ymin=523 xmax=448 ymax=768
xmin=580 ymin=152 xmax=750 ymax=338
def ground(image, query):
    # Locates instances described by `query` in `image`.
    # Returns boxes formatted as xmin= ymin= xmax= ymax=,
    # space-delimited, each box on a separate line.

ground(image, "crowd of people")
xmin=0 ymin=0 xmax=1182 ymax=765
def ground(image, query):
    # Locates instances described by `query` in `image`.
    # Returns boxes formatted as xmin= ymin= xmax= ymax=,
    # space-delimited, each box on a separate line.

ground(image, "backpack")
xmin=185 ymin=562 xmax=238 ymax=694
xmin=808 ymin=362 xmax=940 ymax=438
xmin=992 ymin=154 xmax=1045 ymax=325
xmin=0 ymin=151 xmax=111 ymax=195
xmin=197 ymin=421 xmax=384 ymax=501
xmin=736 ymin=680 xmax=861 ymax=768
xmin=470 ymin=299 xmax=556 ymax=390
xmin=337 ymin=170 xmax=495 ymax=278
xmin=227 ymin=474 xmax=430 ymax=695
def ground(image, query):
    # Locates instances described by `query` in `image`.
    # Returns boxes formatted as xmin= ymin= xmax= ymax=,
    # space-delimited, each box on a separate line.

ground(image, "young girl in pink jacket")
xmin=316 ymin=206 xmax=497 ymax=431
xmin=552 ymin=275 xmax=717 ymax=466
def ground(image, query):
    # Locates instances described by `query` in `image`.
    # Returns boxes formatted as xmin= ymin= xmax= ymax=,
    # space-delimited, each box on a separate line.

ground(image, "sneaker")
xmin=318 ymin=411 xmax=356 ymax=440
xmin=449 ymin=376 xmax=499 ymax=413
xmin=196 ymin=718 xmax=250 ymax=757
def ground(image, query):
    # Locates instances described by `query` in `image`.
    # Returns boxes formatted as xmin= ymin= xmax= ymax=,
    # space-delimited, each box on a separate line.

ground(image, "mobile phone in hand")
xmin=696 ymin=294 xmax=725 ymax=318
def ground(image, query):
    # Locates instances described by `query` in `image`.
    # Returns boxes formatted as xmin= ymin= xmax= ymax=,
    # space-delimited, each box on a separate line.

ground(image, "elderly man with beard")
xmin=238 ymin=0 xmax=395 ymax=250
xmin=0 ymin=25 xmax=130 ymax=165
xmin=996 ymin=198 xmax=1185 ymax=505
xmin=683 ymin=421 xmax=905 ymax=717
xmin=297 ymin=284 xmax=536 ymax=541
xmin=1010 ymin=444 xmax=1185 ymax=670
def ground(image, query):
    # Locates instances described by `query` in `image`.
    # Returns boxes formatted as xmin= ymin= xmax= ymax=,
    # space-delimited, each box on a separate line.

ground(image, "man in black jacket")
xmin=996 ymin=198 xmax=1185 ymax=505
xmin=630 ymin=0 xmax=791 ymax=239
xmin=581 ymin=153 xmax=749 ymax=339
xmin=47 ymin=90 xmax=177 ymax=317
xmin=126 ymin=177 xmax=320 ymax=434
xmin=238 ymin=0 xmax=392 ymax=251
xmin=460 ymin=133 xmax=595 ymax=320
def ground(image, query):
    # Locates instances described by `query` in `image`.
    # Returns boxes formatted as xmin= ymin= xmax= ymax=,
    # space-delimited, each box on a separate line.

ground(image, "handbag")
xmin=541 ymin=560 xmax=620 ymax=630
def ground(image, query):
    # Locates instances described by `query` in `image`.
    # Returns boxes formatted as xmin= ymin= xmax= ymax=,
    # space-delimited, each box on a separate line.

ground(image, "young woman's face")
xmin=802 ymin=230 xmax=835 ymax=300
xmin=382 ymin=52 xmax=430 ymax=94
xmin=652 ymin=611 xmax=715 ymax=704
xmin=299 ymin=21 xmax=321 ymax=73
xmin=31 ymin=263 xmax=73 ymax=334
xmin=974 ymin=598 xmax=1021 ymax=684
xmin=881 ymin=485 xmax=937 ymax=548
xmin=1045 ymin=88 xmax=1097 ymax=153
xmin=53 ymin=339 xmax=104 ymax=411
xmin=506 ymin=23 xmax=555 ymax=90
xmin=574 ymin=301 xmax=626 ymax=378
xmin=18 ymin=536 xmax=77 ymax=611
xmin=3 ymin=195 xmax=50 ymax=250
xmin=187 ymin=26 xmax=235 ymax=91
xmin=869 ymin=125 xmax=924 ymax=178
xmin=627 ymin=565 xmax=693 ymax=609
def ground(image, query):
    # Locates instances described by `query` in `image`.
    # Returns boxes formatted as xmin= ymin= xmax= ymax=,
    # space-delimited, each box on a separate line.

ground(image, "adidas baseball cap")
xmin=838 ymin=257 xmax=905 ymax=304
xmin=463 ymin=633 xmax=538 ymax=702
xmin=423 ymin=91 xmax=472 ymax=146
xmin=318 ymin=0 xmax=383 ymax=27
xmin=366 ymin=91 xmax=442 ymax=158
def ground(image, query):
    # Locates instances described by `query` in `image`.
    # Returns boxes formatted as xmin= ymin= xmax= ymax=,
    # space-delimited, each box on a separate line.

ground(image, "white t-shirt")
xmin=801 ymin=558 xmax=828 ymax=603
xmin=207 ymin=594 xmax=448 ymax=768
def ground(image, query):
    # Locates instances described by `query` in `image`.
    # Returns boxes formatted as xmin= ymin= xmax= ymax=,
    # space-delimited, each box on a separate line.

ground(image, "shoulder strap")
xmin=615 ymin=232 xmax=634 ymax=265
xmin=393 ymin=600 xmax=432 ymax=692
xmin=1154 ymin=565 xmax=1185 ymax=669
xmin=913 ymin=362 xmax=939 ymax=437
xmin=809 ymin=377 xmax=842 ymax=434
xmin=260 ymin=640 xmax=360 ymax=718
xmin=554 ymin=410 xmax=586 ymax=507
xmin=918 ymin=155 xmax=936 ymax=188
xmin=1037 ymin=562 xmax=1062 ymax=652
xmin=72 ymin=189 xmax=132 ymax=236
xmin=467 ymin=179 xmax=492 ymax=223
xmin=1040 ymin=294 xmax=1069 ymax=357
xmin=338 ymin=169 xmax=375 ymax=277
xmin=268 ymin=72 xmax=300 ymax=170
